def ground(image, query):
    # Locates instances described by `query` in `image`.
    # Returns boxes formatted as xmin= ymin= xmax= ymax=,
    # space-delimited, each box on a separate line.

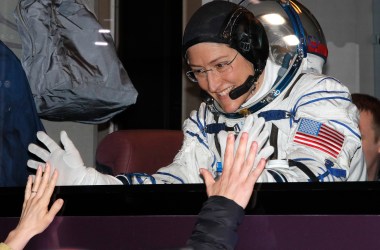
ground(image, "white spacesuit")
xmin=27 ymin=0 xmax=366 ymax=185
xmin=145 ymin=62 xmax=366 ymax=184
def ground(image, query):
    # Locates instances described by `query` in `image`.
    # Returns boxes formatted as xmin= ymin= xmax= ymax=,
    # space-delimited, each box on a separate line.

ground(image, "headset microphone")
xmin=229 ymin=71 xmax=260 ymax=100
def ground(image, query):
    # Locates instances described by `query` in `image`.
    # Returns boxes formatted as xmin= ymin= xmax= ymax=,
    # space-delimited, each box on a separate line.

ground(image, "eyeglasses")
xmin=186 ymin=52 xmax=239 ymax=83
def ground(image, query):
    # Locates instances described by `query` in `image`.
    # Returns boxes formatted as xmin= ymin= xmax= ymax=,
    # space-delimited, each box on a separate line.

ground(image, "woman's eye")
xmin=193 ymin=69 xmax=204 ymax=75
xmin=215 ymin=63 xmax=227 ymax=70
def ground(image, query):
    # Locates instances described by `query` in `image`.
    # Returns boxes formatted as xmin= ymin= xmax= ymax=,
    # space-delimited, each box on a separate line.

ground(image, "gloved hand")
xmin=28 ymin=131 xmax=122 ymax=186
xmin=218 ymin=115 xmax=274 ymax=170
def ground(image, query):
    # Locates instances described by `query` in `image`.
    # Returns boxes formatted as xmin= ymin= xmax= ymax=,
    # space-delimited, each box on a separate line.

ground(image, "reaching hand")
xmin=4 ymin=164 xmax=64 ymax=250
xmin=201 ymin=132 xmax=266 ymax=209
xmin=218 ymin=115 xmax=273 ymax=169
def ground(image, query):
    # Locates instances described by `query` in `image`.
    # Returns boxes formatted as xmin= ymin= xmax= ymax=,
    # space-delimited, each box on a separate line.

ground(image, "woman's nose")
xmin=206 ymin=70 xmax=221 ymax=92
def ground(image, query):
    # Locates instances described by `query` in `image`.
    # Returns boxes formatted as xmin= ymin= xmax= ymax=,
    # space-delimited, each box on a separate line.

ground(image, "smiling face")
xmin=186 ymin=42 xmax=263 ymax=113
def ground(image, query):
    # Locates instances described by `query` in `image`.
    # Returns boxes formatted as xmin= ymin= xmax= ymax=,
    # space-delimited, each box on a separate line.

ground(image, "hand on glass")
xmin=4 ymin=164 xmax=64 ymax=250
xmin=28 ymin=131 xmax=122 ymax=185
xmin=200 ymin=132 xmax=266 ymax=209
xmin=28 ymin=131 xmax=86 ymax=185
xmin=218 ymin=115 xmax=273 ymax=170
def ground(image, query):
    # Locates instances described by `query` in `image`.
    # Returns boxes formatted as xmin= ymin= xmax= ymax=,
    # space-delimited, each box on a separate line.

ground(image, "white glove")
xmin=218 ymin=115 xmax=274 ymax=170
xmin=28 ymin=131 xmax=122 ymax=186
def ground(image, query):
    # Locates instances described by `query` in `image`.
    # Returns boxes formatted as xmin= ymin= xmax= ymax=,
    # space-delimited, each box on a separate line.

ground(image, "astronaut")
xmin=28 ymin=0 xmax=366 ymax=185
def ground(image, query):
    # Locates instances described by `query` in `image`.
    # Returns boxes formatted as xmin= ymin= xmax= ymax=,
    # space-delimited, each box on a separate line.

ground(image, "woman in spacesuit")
xmin=28 ymin=0 xmax=366 ymax=184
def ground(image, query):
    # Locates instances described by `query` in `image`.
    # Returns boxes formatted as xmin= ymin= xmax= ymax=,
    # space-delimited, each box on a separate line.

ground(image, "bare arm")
xmin=3 ymin=164 xmax=64 ymax=250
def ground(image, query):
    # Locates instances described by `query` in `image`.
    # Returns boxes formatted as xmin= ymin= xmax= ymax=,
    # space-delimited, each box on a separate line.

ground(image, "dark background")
xmin=114 ymin=1 xmax=183 ymax=130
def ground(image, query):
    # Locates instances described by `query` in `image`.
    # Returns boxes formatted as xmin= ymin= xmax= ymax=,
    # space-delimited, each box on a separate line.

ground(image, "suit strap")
xmin=288 ymin=159 xmax=319 ymax=182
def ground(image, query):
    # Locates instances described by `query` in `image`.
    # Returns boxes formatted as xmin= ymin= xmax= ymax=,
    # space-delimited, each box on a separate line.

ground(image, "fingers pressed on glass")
xmin=234 ymin=132 xmax=249 ymax=169
xmin=37 ymin=131 xmax=60 ymax=152
xmin=243 ymin=141 xmax=258 ymax=176
xmin=36 ymin=164 xmax=51 ymax=198
xmin=250 ymin=158 xmax=266 ymax=181
xmin=223 ymin=133 xmax=236 ymax=174
xmin=43 ymin=166 xmax=59 ymax=202
xmin=23 ymin=175 xmax=33 ymax=206
xmin=31 ymin=165 xmax=43 ymax=195
xmin=28 ymin=143 xmax=50 ymax=162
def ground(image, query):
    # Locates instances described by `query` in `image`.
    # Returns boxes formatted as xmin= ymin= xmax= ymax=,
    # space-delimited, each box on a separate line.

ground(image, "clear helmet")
xmin=240 ymin=0 xmax=328 ymax=65
xmin=228 ymin=0 xmax=328 ymax=115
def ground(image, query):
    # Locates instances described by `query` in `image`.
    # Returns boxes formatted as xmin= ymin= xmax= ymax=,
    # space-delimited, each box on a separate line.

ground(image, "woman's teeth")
xmin=217 ymin=86 xmax=234 ymax=96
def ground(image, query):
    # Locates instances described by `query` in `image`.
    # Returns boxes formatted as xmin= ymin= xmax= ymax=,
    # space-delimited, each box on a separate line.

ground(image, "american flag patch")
xmin=293 ymin=118 xmax=344 ymax=159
